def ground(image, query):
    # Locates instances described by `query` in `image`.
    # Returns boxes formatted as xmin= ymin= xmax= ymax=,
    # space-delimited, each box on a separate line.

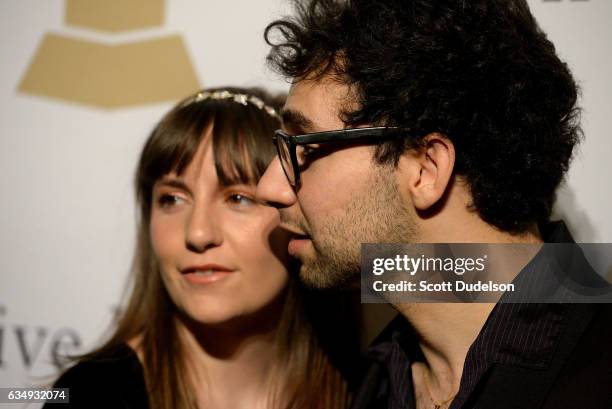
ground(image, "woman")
xmin=45 ymin=87 xmax=358 ymax=409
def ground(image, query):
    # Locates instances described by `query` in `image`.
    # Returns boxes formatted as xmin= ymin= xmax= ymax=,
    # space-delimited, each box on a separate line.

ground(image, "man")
xmin=256 ymin=1 xmax=612 ymax=408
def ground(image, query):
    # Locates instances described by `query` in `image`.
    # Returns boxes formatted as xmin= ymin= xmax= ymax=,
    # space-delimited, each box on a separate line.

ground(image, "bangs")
xmin=211 ymin=103 xmax=277 ymax=186
xmin=136 ymin=95 xmax=278 ymax=210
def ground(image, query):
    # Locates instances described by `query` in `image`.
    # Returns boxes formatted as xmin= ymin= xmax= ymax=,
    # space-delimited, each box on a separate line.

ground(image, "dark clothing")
xmin=43 ymin=343 xmax=148 ymax=409
xmin=351 ymin=221 xmax=612 ymax=409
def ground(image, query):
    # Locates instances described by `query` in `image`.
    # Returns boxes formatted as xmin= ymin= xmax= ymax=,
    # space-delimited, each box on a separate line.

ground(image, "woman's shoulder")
xmin=45 ymin=343 xmax=148 ymax=408
xmin=56 ymin=343 xmax=142 ymax=384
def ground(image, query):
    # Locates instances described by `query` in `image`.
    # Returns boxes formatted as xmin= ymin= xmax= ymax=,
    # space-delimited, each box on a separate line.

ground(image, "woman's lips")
xmin=181 ymin=264 xmax=234 ymax=285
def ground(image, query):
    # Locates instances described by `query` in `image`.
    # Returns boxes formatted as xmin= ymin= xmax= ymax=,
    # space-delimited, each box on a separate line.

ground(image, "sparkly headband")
xmin=180 ymin=90 xmax=280 ymax=120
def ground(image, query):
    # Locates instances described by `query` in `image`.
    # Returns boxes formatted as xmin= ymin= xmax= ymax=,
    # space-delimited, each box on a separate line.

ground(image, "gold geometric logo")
xmin=65 ymin=0 xmax=164 ymax=32
xmin=17 ymin=0 xmax=201 ymax=109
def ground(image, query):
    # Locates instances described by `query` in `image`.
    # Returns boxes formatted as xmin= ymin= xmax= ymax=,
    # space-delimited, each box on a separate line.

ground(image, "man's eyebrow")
xmin=281 ymin=108 xmax=316 ymax=133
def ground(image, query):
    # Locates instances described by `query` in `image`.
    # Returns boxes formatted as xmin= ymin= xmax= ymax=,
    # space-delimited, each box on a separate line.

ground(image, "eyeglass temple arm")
xmin=291 ymin=127 xmax=399 ymax=144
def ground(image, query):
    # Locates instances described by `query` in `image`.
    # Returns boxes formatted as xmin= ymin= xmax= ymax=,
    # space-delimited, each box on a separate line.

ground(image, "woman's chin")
xmin=180 ymin=303 xmax=241 ymax=327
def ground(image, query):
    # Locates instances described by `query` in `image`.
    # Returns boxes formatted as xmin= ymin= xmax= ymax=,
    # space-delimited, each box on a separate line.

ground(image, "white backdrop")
xmin=0 ymin=1 xmax=610 ymax=406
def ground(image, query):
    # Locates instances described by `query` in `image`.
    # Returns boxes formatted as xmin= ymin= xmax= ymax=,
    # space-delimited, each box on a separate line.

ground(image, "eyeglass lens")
xmin=276 ymin=136 xmax=295 ymax=185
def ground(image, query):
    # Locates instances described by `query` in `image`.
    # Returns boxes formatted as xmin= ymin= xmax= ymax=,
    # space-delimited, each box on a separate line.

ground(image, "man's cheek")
xmin=302 ymin=184 xmax=351 ymax=219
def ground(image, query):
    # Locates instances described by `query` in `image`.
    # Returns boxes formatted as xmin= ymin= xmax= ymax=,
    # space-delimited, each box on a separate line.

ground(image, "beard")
xmin=294 ymin=164 xmax=417 ymax=289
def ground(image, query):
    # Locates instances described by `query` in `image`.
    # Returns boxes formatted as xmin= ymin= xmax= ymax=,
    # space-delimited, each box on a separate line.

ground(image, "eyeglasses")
xmin=273 ymin=126 xmax=399 ymax=187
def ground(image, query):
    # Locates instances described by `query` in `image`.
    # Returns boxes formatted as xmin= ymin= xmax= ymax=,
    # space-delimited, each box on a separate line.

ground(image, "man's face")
xmin=256 ymin=75 xmax=416 ymax=289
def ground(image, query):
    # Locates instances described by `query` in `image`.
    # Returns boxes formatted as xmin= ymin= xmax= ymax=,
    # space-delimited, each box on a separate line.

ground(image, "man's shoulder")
xmin=543 ymin=303 xmax=612 ymax=408
xmin=565 ymin=303 xmax=612 ymax=357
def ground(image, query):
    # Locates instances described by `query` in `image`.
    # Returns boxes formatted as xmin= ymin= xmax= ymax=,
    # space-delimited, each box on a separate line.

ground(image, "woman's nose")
xmin=185 ymin=202 xmax=222 ymax=253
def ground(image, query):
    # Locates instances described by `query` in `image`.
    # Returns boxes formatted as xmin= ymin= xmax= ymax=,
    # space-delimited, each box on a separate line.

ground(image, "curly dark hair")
xmin=264 ymin=0 xmax=582 ymax=233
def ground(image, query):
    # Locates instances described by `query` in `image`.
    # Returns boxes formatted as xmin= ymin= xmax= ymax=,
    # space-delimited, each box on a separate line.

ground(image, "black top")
xmin=43 ymin=343 xmax=149 ymax=409
xmin=350 ymin=221 xmax=612 ymax=409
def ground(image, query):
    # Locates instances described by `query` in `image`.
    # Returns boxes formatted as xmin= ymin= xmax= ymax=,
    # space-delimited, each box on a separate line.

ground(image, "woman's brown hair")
xmin=75 ymin=87 xmax=358 ymax=409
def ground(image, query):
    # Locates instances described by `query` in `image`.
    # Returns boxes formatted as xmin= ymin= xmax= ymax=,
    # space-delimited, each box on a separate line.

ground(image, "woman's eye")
xmin=157 ymin=194 xmax=184 ymax=208
xmin=227 ymin=193 xmax=255 ymax=207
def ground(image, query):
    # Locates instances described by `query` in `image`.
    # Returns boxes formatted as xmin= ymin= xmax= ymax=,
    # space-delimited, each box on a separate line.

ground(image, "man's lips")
xmin=180 ymin=264 xmax=235 ymax=285
xmin=279 ymin=222 xmax=311 ymax=256
xmin=287 ymin=235 xmax=311 ymax=257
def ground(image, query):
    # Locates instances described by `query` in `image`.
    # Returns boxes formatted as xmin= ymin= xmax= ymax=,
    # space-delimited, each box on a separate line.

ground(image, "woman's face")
xmin=150 ymin=132 xmax=291 ymax=326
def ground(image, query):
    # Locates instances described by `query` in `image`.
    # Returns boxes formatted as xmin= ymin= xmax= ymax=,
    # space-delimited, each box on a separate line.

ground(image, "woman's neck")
xmin=176 ymin=288 xmax=287 ymax=409
xmin=177 ymin=314 xmax=280 ymax=409
xmin=128 ymin=297 xmax=286 ymax=409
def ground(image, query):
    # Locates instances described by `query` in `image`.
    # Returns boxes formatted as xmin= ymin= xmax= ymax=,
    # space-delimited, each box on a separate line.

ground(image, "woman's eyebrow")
xmin=154 ymin=178 xmax=191 ymax=193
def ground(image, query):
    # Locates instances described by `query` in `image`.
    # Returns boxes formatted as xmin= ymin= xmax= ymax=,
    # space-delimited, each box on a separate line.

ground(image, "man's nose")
xmin=256 ymin=156 xmax=297 ymax=209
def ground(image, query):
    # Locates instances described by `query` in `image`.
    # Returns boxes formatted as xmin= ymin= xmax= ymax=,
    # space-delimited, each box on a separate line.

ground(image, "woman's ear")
xmin=397 ymin=133 xmax=456 ymax=211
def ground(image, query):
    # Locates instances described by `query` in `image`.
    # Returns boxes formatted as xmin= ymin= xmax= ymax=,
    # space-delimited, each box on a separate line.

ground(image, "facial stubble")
xmin=299 ymin=164 xmax=417 ymax=289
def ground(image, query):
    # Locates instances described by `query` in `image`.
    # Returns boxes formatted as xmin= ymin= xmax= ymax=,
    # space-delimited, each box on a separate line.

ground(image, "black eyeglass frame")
xmin=273 ymin=126 xmax=399 ymax=187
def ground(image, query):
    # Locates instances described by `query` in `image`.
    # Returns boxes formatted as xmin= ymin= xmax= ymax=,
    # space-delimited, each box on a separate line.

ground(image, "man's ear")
xmin=398 ymin=133 xmax=455 ymax=211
